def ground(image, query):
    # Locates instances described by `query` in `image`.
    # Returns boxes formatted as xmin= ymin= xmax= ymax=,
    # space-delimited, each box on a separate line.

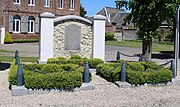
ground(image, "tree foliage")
xmin=115 ymin=0 xmax=179 ymax=61
xmin=80 ymin=4 xmax=87 ymax=17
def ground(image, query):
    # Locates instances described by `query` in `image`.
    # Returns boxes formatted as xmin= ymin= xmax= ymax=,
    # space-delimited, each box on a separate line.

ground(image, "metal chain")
xmin=119 ymin=51 xmax=138 ymax=57
xmin=97 ymin=62 xmax=122 ymax=72
xmin=159 ymin=60 xmax=172 ymax=67
xmin=23 ymin=64 xmax=42 ymax=73
xmin=67 ymin=65 xmax=82 ymax=73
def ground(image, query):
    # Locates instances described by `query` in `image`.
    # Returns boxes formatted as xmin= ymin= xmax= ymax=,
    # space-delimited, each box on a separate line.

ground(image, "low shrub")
xmin=96 ymin=63 xmax=121 ymax=82
xmin=9 ymin=63 xmax=85 ymax=89
xmin=126 ymin=62 xmax=144 ymax=71
xmin=88 ymin=58 xmax=104 ymax=68
xmin=105 ymin=32 xmax=117 ymax=41
xmin=4 ymin=32 xmax=13 ymax=44
xmin=13 ymin=39 xmax=39 ymax=43
xmin=70 ymin=55 xmax=82 ymax=59
xmin=47 ymin=57 xmax=104 ymax=68
xmin=8 ymin=60 xmax=18 ymax=85
xmin=24 ymin=70 xmax=82 ymax=89
xmin=126 ymin=68 xmax=172 ymax=85
xmin=96 ymin=62 xmax=172 ymax=85
xmin=41 ymin=64 xmax=64 ymax=73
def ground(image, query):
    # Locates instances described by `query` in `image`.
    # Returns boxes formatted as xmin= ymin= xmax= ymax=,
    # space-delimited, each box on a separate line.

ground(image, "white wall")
xmin=1 ymin=27 xmax=5 ymax=44
xmin=93 ymin=15 xmax=106 ymax=61
xmin=39 ymin=12 xmax=55 ymax=64
xmin=39 ymin=13 xmax=106 ymax=63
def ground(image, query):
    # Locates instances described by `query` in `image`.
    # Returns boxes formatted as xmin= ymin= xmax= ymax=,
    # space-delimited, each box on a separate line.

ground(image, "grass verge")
xmin=0 ymin=50 xmax=15 ymax=53
xmin=0 ymin=56 xmax=38 ymax=63
xmin=105 ymin=41 xmax=174 ymax=52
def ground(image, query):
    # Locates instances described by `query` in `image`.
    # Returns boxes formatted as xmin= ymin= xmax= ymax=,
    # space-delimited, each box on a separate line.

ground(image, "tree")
xmin=115 ymin=0 xmax=179 ymax=62
xmin=80 ymin=4 xmax=87 ymax=17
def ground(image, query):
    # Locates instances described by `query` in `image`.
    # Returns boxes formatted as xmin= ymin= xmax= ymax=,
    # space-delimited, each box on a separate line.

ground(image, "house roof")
xmin=96 ymin=6 xmax=128 ymax=25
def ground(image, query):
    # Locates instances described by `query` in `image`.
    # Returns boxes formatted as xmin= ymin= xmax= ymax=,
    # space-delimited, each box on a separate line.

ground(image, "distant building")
xmin=0 ymin=0 xmax=80 ymax=41
xmin=97 ymin=7 xmax=137 ymax=40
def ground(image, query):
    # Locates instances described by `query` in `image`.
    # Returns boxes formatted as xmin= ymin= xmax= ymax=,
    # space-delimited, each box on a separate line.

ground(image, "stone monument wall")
xmin=53 ymin=20 xmax=92 ymax=58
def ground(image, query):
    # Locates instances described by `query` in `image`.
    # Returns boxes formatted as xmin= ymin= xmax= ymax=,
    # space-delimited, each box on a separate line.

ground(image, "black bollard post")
xmin=83 ymin=62 xmax=90 ymax=83
xmin=120 ymin=63 xmax=126 ymax=82
xmin=116 ymin=51 xmax=120 ymax=61
xmin=139 ymin=54 xmax=142 ymax=62
xmin=139 ymin=54 xmax=145 ymax=62
xmin=15 ymin=55 xmax=20 ymax=65
xmin=17 ymin=64 xmax=24 ymax=86
xmin=15 ymin=50 xmax=19 ymax=59
xmin=171 ymin=60 xmax=176 ymax=78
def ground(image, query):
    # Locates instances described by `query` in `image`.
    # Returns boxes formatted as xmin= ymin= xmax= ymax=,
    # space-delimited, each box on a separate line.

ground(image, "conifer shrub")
xmin=4 ymin=32 xmax=13 ymax=44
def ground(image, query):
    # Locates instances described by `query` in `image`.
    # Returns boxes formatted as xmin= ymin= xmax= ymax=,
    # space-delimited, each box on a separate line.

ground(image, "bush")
xmin=105 ymin=32 xmax=116 ymax=41
xmin=96 ymin=63 xmax=121 ymax=82
xmin=9 ymin=63 xmax=85 ymax=89
xmin=88 ymin=58 xmax=104 ymax=68
xmin=24 ymin=70 xmax=82 ymax=89
xmin=8 ymin=60 xmax=18 ymax=85
xmin=47 ymin=57 xmax=104 ymax=68
xmin=70 ymin=55 xmax=81 ymax=59
xmin=4 ymin=32 xmax=13 ymax=44
xmin=126 ymin=62 xmax=144 ymax=71
xmin=13 ymin=39 xmax=39 ymax=43
xmin=96 ymin=62 xmax=172 ymax=85
xmin=41 ymin=64 xmax=64 ymax=73
xmin=126 ymin=68 xmax=172 ymax=85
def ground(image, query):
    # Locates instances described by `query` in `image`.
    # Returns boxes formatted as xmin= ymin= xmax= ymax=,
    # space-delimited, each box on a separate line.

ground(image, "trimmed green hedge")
xmin=96 ymin=62 xmax=172 ymax=85
xmin=47 ymin=56 xmax=104 ymax=68
xmin=8 ymin=60 xmax=18 ymax=85
xmin=24 ymin=70 xmax=82 ymax=89
xmin=9 ymin=62 xmax=85 ymax=89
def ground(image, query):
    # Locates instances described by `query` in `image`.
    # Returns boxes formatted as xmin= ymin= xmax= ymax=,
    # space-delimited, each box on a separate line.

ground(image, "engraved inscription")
xmin=65 ymin=24 xmax=81 ymax=50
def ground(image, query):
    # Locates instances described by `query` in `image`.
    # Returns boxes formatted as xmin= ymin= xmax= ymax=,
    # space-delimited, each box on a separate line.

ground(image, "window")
xmin=14 ymin=0 xmax=20 ymax=4
xmin=44 ymin=0 xmax=50 ymax=7
xmin=13 ymin=15 xmax=20 ymax=33
xmin=59 ymin=0 xmax=63 ymax=9
xmin=28 ymin=16 xmax=35 ymax=33
xmin=28 ymin=0 xmax=35 ymax=6
xmin=70 ymin=0 xmax=74 ymax=10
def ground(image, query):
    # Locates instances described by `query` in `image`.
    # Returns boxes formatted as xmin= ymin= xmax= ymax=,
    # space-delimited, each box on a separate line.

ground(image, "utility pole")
xmin=175 ymin=5 xmax=180 ymax=77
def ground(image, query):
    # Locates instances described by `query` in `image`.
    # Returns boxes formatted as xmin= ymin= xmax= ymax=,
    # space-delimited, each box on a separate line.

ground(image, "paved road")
xmin=0 ymin=43 xmax=39 ymax=57
xmin=0 ymin=43 xmax=173 ymax=65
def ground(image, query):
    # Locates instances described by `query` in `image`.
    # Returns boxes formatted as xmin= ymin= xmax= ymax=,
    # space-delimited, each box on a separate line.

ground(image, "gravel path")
xmin=1 ymin=70 xmax=180 ymax=107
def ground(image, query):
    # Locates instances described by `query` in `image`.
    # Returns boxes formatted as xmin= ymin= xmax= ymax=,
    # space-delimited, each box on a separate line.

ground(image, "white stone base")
xmin=115 ymin=81 xmax=131 ymax=88
xmin=11 ymin=86 xmax=28 ymax=96
xmin=172 ymin=78 xmax=180 ymax=85
xmin=80 ymin=83 xmax=95 ymax=90
xmin=37 ymin=59 xmax=47 ymax=64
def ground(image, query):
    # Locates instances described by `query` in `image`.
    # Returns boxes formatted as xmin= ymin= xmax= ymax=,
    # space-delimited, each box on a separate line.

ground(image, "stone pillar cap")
xmin=93 ymin=15 xmax=106 ymax=20
xmin=40 ymin=12 xmax=55 ymax=18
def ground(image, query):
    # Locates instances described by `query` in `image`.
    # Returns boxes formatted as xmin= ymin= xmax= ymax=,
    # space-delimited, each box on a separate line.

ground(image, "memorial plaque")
xmin=65 ymin=24 xmax=81 ymax=50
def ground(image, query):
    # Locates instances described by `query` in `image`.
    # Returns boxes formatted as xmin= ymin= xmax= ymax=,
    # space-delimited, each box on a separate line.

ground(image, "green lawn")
xmin=106 ymin=41 xmax=174 ymax=52
xmin=0 ymin=56 xmax=38 ymax=63
xmin=0 ymin=50 xmax=15 ymax=53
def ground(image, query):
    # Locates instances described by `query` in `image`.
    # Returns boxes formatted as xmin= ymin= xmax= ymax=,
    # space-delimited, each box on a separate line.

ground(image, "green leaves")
xmin=96 ymin=61 xmax=172 ymax=85
xmin=116 ymin=0 xmax=177 ymax=40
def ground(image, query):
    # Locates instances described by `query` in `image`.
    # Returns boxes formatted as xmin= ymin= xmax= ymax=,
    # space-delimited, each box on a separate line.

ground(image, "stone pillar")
xmin=1 ymin=27 xmax=5 ymax=44
xmin=93 ymin=15 xmax=106 ymax=61
xmin=39 ymin=12 xmax=55 ymax=64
